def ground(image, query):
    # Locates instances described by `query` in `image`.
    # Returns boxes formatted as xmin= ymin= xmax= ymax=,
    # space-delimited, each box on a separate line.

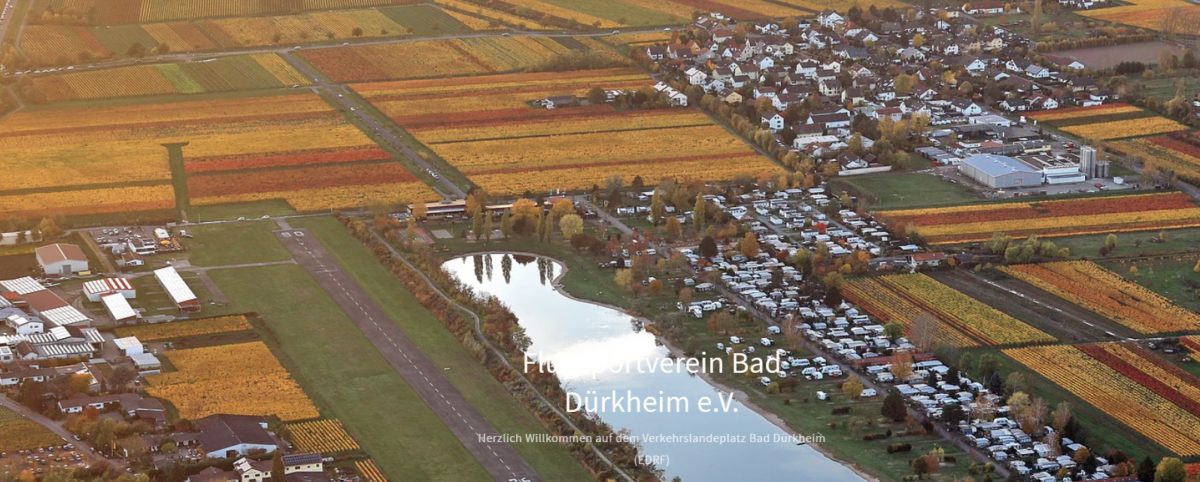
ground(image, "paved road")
xmin=0 ymin=396 xmax=106 ymax=464
xmin=274 ymin=227 xmax=539 ymax=482
xmin=280 ymin=51 xmax=465 ymax=199
xmin=577 ymin=198 xmax=633 ymax=236
xmin=2 ymin=27 xmax=668 ymax=79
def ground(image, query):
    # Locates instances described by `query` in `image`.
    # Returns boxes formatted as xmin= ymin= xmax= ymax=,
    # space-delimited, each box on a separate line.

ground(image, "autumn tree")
xmin=1155 ymin=458 xmax=1186 ymax=482
xmin=559 ymin=214 xmax=583 ymax=239
xmin=740 ymin=232 xmax=760 ymax=258
xmin=613 ymin=269 xmax=634 ymax=291
xmin=37 ymin=217 xmax=62 ymax=239
xmin=664 ymin=216 xmax=682 ymax=242
xmin=509 ymin=199 xmax=541 ymax=236
xmin=892 ymin=350 xmax=914 ymax=380
xmin=411 ymin=202 xmax=427 ymax=220
xmin=842 ymin=376 xmax=864 ymax=398
xmin=910 ymin=312 xmax=939 ymax=352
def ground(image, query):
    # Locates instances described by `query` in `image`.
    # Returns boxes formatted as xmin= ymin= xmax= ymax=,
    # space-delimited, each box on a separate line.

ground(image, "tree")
xmin=664 ymin=216 xmax=682 ymax=242
xmin=37 ymin=217 xmax=62 ymax=239
xmin=892 ymin=351 xmax=914 ymax=380
xmin=882 ymin=391 xmax=907 ymax=422
xmin=843 ymin=376 xmax=864 ymax=398
xmin=411 ymin=202 xmax=427 ymax=221
xmin=692 ymin=196 xmax=707 ymax=230
xmin=110 ymin=366 xmax=137 ymax=389
xmin=587 ymin=86 xmax=605 ymax=105
xmin=942 ymin=403 xmax=966 ymax=425
xmin=910 ymin=312 xmax=939 ymax=352
xmin=884 ymin=322 xmax=905 ymax=341
xmin=1051 ymin=401 xmax=1072 ymax=432
xmin=678 ymin=287 xmax=693 ymax=306
xmin=1104 ymin=233 xmax=1118 ymax=252
xmin=613 ymin=269 xmax=634 ymax=291
xmin=559 ymin=214 xmax=583 ymax=239
xmin=740 ymin=232 xmax=760 ymax=258
xmin=650 ymin=193 xmax=665 ymax=225
xmin=1138 ymin=456 xmax=1157 ymax=482
xmin=351 ymin=26 xmax=364 ymax=37
xmin=271 ymin=452 xmax=285 ymax=482
xmin=699 ymin=235 xmax=717 ymax=258
xmin=1031 ymin=0 xmax=1043 ymax=33
xmin=1155 ymin=458 xmax=1186 ymax=482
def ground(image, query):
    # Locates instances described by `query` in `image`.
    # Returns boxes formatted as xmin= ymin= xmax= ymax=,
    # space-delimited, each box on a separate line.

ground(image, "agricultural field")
xmin=1115 ymin=134 xmax=1200 ymax=184
xmin=286 ymin=418 xmax=363 ymax=453
xmin=24 ymin=54 xmax=310 ymax=102
xmin=1005 ymin=343 xmax=1200 ymax=456
xmin=1077 ymin=0 xmax=1200 ymax=34
xmin=1100 ymin=254 xmax=1200 ymax=314
xmin=357 ymin=68 xmax=784 ymax=194
xmin=877 ymin=192 xmax=1200 ymax=245
xmin=841 ymin=277 xmax=981 ymax=348
xmin=0 ymin=92 xmax=434 ymax=219
xmin=113 ymin=314 xmax=254 ymax=342
xmin=301 ymin=35 xmax=624 ymax=82
xmin=145 ymin=340 xmax=321 ymax=421
xmin=27 ymin=0 xmax=410 ymax=24
xmin=0 ymin=406 xmax=63 ymax=452
xmin=849 ymin=274 xmax=1055 ymax=346
xmin=1000 ymin=261 xmax=1200 ymax=335
xmin=1027 ymin=103 xmax=1187 ymax=141
xmin=18 ymin=5 xmax=478 ymax=64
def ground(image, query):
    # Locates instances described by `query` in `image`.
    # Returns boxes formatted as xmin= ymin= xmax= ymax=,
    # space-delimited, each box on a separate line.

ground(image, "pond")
xmin=444 ymin=253 xmax=866 ymax=482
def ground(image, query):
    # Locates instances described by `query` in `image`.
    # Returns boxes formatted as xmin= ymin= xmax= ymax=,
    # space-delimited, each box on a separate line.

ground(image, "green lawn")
xmin=379 ymin=4 xmax=471 ymax=35
xmin=189 ymin=200 xmax=297 ymax=222
xmin=209 ymin=264 xmax=493 ymax=481
xmin=182 ymin=220 xmax=291 ymax=267
xmin=834 ymin=172 xmax=982 ymax=210
xmin=1054 ymin=227 xmax=1200 ymax=259
xmin=128 ymin=269 xmax=234 ymax=316
xmin=289 ymin=216 xmax=593 ymax=481
xmin=1100 ymin=254 xmax=1200 ymax=312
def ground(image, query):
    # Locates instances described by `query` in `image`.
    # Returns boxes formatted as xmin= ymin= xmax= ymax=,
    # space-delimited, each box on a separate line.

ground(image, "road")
xmin=0 ymin=396 xmax=106 ymax=464
xmin=274 ymin=226 xmax=539 ymax=482
xmin=1 ymin=27 xmax=668 ymax=79
xmin=280 ymin=51 xmax=466 ymax=199
xmin=576 ymin=198 xmax=633 ymax=235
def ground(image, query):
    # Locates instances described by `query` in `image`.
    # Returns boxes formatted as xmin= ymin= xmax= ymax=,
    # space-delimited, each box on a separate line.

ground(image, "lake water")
xmin=444 ymin=253 xmax=866 ymax=482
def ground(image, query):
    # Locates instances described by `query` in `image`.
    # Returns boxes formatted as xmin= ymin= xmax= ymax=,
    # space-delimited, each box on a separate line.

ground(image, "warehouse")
xmin=154 ymin=266 xmax=199 ymax=313
xmin=35 ymin=243 xmax=89 ymax=276
xmin=101 ymin=294 xmax=138 ymax=322
xmin=957 ymin=154 xmax=1043 ymax=189
xmin=84 ymin=278 xmax=136 ymax=303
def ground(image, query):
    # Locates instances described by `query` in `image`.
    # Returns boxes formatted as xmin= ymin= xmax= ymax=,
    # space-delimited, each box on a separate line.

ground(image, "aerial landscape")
xmin=1 ymin=0 xmax=1200 ymax=481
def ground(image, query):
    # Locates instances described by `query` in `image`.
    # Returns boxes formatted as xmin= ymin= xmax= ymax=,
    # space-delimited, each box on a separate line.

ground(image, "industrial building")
xmin=83 ymin=278 xmax=136 ymax=303
xmin=957 ymin=154 xmax=1044 ymax=188
xmin=153 ymin=266 xmax=200 ymax=313
xmin=1080 ymin=146 xmax=1110 ymax=179
xmin=1018 ymin=154 xmax=1085 ymax=184
xmin=35 ymin=243 xmax=89 ymax=276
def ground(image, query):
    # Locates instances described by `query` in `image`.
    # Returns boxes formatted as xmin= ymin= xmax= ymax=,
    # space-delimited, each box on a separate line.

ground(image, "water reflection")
xmin=444 ymin=254 xmax=866 ymax=482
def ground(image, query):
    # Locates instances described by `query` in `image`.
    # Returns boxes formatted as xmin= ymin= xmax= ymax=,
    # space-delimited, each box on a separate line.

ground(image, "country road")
xmin=1 ymin=26 xmax=670 ymax=79
xmin=280 ymin=51 xmax=467 ymax=199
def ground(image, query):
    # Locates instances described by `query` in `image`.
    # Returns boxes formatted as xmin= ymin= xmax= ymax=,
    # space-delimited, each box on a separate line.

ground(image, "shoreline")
xmin=447 ymin=250 xmax=883 ymax=482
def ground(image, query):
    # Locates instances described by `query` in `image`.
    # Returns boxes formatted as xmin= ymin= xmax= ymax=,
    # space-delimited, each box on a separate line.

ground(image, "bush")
xmin=887 ymin=443 xmax=913 ymax=453
xmin=863 ymin=433 xmax=890 ymax=441
xmin=832 ymin=406 xmax=851 ymax=415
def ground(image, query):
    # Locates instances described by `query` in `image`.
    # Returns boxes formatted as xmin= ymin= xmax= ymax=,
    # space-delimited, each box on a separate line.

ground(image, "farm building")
xmin=153 ymin=266 xmax=199 ymax=313
xmin=101 ymin=294 xmax=138 ymax=322
xmin=84 ymin=278 xmax=136 ymax=302
xmin=958 ymin=154 xmax=1043 ymax=188
xmin=111 ymin=336 xmax=144 ymax=356
xmin=35 ymin=243 xmax=89 ymax=276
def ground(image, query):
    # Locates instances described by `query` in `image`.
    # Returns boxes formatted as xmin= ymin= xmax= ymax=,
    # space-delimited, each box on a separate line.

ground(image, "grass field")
xmin=288 ymin=216 xmax=593 ymax=480
xmin=210 ymin=263 xmax=494 ymax=481
xmin=1053 ymin=227 xmax=1200 ymax=259
xmin=1101 ymin=254 xmax=1200 ymax=313
xmin=834 ymin=172 xmax=981 ymax=210
xmin=182 ymin=221 xmax=292 ymax=267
